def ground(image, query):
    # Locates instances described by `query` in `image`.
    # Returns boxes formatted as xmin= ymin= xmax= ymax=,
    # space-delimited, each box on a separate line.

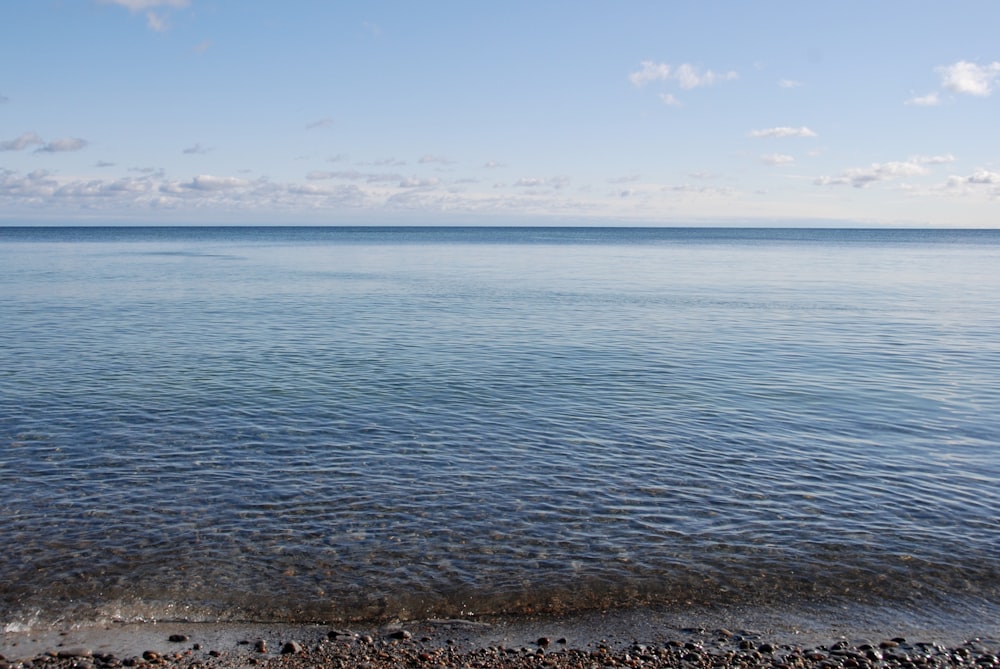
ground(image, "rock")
xmin=168 ymin=634 xmax=189 ymax=643
xmin=253 ymin=639 xmax=267 ymax=653
xmin=537 ymin=637 xmax=551 ymax=648
xmin=141 ymin=651 xmax=159 ymax=662
xmin=57 ymin=648 xmax=93 ymax=659
xmin=280 ymin=641 xmax=303 ymax=655
xmin=386 ymin=630 xmax=411 ymax=640
xmin=328 ymin=629 xmax=357 ymax=640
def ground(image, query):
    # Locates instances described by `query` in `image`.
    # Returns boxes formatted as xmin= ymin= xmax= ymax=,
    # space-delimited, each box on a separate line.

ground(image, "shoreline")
xmin=4 ymin=604 xmax=998 ymax=668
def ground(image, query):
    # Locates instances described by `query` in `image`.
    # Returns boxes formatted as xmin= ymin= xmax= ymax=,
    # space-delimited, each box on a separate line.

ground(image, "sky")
xmin=2 ymin=1 xmax=1000 ymax=227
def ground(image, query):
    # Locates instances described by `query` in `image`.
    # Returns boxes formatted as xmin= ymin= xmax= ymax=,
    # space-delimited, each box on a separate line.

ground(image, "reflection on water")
xmin=1 ymin=227 xmax=998 ymax=628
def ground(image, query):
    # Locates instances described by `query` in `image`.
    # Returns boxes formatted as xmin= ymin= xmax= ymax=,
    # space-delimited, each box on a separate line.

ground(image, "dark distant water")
xmin=1 ymin=226 xmax=998 ymax=630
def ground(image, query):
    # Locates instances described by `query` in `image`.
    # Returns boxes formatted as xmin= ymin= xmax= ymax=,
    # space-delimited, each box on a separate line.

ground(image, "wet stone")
xmin=280 ymin=641 xmax=303 ymax=655
xmin=167 ymin=635 xmax=189 ymax=643
xmin=328 ymin=629 xmax=356 ymax=640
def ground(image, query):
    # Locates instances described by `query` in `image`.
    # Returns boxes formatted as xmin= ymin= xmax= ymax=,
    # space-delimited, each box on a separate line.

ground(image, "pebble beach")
xmin=4 ymin=626 xmax=998 ymax=669
xmin=4 ymin=608 xmax=998 ymax=669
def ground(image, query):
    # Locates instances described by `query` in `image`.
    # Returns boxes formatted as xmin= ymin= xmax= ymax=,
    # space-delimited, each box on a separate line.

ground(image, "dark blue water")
xmin=1 ymin=227 xmax=998 ymax=630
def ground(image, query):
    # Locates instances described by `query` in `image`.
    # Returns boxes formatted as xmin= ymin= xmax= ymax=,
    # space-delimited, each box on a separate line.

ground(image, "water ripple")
xmin=1 ymin=228 xmax=999 ymax=627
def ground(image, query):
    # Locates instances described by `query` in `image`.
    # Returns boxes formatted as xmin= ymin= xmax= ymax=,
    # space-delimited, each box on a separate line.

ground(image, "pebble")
xmin=328 ymin=629 xmax=357 ymax=640
xmin=10 ymin=632 xmax=1000 ymax=669
xmin=386 ymin=630 xmax=411 ymax=640
xmin=168 ymin=634 xmax=189 ymax=643
xmin=280 ymin=642 xmax=302 ymax=655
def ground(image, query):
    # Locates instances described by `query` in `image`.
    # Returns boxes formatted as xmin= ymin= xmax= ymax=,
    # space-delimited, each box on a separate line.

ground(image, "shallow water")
xmin=1 ymin=227 xmax=998 ymax=629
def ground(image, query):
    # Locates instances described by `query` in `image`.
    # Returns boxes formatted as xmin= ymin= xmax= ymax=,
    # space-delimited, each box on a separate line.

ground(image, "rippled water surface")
xmin=1 ymin=227 xmax=998 ymax=628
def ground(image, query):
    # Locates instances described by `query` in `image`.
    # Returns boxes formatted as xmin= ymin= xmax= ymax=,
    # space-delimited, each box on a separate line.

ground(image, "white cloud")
xmin=130 ymin=166 xmax=164 ymax=175
xmin=182 ymin=143 xmax=212 ymax=155
xmin=399 ymin=176 xmax=441 ymax=188
xmin=661 ymin=183 xmax=737 ymax=197
xmin=308 ymin=170 xmax=403 ymax=184
xmin=967 ymin=169 xmax=1000 ymax=184
xmin=145 ymin=12 xmax=169 ymax=31
xmin=659 ymin=93 xmax=682 ymax=107
xmin=0 ymin=167 xmax=380 ymax=215
xmin=100 ymin=0 xmax=190 ymax=31
xmin=0 ymin=131 xmax=44 ymax=151
xmin=813 ymin=157 xmax=949 ymax=188
xmin=629 ymin=61 xmax=738 ymax=89
xmin=937 ymin=60 xmax=1000 ymax=96
xmin=760 ymin=153 xmax=794 ymax=166
xmin=418 ymin=154 xmax=453 ymax=165
xmin=101 ymin=0 xmax=190 ymax=9
xmin=628 ymin=61 xmax=672 ymax=86
xmin=749 ymin=126 xmax=817 ymax=138
xmin=36 ymin=137 xmax=89 ymax=153
xmin=483 ymin=160 xmax=504 ymax=169
xmin=307 ymin=170 xmax=345 ymax=180
xmin=361 ymin=157 xmax=406 ymax=167
xmin=905 ymin=92 xmax=940 ymax=106
xmin=183 ymin=175 xmax=250 ymax=191
xmin=778 ymin=79 xmax=802 ymax=88
xmin=674 ymin=63 xmax=738 ymax=89
xmin=934 ymin=170 xmax=1000 ymax=200
xmin=514 ymin=177 xmax=546 ymax=188
xmin=510 ymin=176 xmax=570 ymax=190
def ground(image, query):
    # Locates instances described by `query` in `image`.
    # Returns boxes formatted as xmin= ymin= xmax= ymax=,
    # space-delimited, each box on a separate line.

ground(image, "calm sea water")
xmin=1 ymin=226 xmax=998 ymax=630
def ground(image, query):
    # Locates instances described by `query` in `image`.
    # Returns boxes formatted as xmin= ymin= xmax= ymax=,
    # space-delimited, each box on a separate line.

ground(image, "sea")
xmin=1 ymin=226 xmax=998 ymax=632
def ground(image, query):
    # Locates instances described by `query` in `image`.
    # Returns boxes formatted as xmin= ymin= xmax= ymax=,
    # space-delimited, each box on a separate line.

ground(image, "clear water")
xmin=1 ymin=227 xmax=998 ymax=629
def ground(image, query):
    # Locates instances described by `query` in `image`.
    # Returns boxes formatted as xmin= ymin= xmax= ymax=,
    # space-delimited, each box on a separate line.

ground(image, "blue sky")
xmin=2 ymin=1 xmax=999 ymax=226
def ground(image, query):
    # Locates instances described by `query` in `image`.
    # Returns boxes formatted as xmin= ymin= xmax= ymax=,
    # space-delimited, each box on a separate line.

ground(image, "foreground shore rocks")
xmin=3 ymin=629 xmax=997 ymax=669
